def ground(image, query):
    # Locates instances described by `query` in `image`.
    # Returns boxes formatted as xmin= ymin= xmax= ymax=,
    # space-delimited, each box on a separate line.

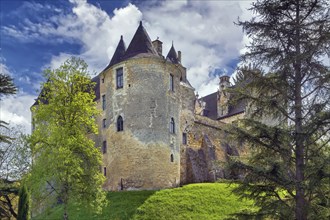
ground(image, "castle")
xmin=34 ymin=22 xmax=246 ymax=191
xmin=91 ymin=22 xmax=246 ymax=191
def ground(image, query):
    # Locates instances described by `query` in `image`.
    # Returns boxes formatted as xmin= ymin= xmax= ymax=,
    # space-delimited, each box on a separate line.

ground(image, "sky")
xmin=0 ymin=0 xmax=254 ymax=134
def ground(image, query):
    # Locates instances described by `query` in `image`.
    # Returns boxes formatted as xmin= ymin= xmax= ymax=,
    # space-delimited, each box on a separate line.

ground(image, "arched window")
xmin=170 ymin=154 xmax=174 ymax=162
xmin=117 ymin=116 xmax=123 ymax=132
xmin=170 ymin=117 xmax=175 ymax=134
xmin=103 ymin=167 xmax=107 ymax=176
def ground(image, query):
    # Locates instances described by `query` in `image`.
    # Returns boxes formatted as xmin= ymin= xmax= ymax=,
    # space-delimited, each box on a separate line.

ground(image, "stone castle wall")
xmin=97 ymin=56 xmax=195 ymax=190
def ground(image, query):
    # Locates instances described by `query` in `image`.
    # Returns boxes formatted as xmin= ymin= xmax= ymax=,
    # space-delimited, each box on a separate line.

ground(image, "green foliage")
xmin=28 ymin=57 xmax=106 ymax=218
xmin=18 ymin=185 xmax=30 ymax=220
xmin=227 ymin=0 xmax=330 ymax=219
xmin=33 ymin=183 xmax=257 ymax=220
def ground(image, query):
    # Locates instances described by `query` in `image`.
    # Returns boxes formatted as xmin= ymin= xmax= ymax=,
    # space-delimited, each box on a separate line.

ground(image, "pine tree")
xmin=28 ymin=57 xmax=106 ymax=219
xmin=17 ymin=185 xmax=30 ymax=220
xmin=227 ymin=1 xmax=330 ymax=219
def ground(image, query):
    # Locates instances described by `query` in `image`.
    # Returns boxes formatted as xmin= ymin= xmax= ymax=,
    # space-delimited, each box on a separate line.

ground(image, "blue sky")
xmin=0 ymin=0 xmax=253 ymax=133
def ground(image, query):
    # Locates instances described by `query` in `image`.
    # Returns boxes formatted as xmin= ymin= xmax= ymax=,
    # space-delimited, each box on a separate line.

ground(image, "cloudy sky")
xmin=1 ymin=0 xmax=253 ymax=134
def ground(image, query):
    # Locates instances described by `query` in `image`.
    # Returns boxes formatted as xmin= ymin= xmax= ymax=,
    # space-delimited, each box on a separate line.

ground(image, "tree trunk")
xmin=294 ymin=1 xmax=306 ymax=219
xmin=63 ymin=203 xmax=68 ymax=220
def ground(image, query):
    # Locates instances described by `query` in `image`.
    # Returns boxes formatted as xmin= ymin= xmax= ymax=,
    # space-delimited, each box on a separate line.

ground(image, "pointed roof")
xmin=123 ymin=21 xmax=158 ymax=59
xmin=166 ymin=43 xmax=179 ymax=64
xmin=106 ymin=35 xmax=126 ymax=69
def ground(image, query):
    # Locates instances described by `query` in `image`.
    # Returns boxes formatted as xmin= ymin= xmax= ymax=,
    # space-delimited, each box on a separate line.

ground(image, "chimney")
xmin=152 ymin=38 xmax=163 ymax=56
xmin=219 ymin=75 xmax=230 ymax=92
xmin=178 ymin=51 xmax=181 ymax=63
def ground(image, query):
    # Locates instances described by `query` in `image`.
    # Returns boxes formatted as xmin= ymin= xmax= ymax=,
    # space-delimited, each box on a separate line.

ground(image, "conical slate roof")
xmin=123 ymin=21 xmax=158 ymax=59
xmin=166 ymin=44 xmax=179 ymax=64
xmin=105 ymin=35 xmax=126 ymax=69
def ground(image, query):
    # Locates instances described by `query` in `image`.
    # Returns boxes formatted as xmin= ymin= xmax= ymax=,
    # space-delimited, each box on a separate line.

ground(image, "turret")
xmin=166 ymin=43 xmax=179 ymax=64
xmin=105 ymin=35 xmax=126 ymax=69
xmin=123 ymin=21 xmax=158 ymax=59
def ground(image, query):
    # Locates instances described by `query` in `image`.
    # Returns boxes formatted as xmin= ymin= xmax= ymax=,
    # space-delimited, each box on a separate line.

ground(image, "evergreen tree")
xmin=28 ymin=57 xmax=106 ymax=219
xmin=0 ymin=73 xmax=17 ymax=96
xmin=227 ymin=1 xmax=330 ymax=219
xmin=17 ymin=185 xmax=30 ymax=220
xmin=0 ymin=73 xmax=17 ymax=143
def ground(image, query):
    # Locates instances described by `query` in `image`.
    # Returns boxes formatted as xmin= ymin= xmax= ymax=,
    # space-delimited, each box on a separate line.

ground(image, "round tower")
xmin=97 ymin=22 xmax=195 ymax=190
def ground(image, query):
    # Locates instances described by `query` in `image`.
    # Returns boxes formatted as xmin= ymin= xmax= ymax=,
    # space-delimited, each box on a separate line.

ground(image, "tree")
xmin=227 ymin=1 xmax=330 ymax=219
xmin=0 ymin=73 xmax=17 ymax=143
xmin=28 ymin=57 xmax=106 ymax=219
xmin=17 ymin=185 xmax=30 ymax=220
xmin=0 ymin=126 xmax=31 ymax=219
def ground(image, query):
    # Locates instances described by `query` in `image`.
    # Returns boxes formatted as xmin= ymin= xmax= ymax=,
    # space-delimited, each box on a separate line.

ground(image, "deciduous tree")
xmin=0 ymin=126 xmax=31 ymax=219
xmin=29 ymin=57 xmax=106 ymax=219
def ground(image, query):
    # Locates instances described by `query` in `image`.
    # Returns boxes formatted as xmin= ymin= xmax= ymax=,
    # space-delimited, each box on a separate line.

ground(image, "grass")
xmin=33 ymin=183 xmax=257 ymax=220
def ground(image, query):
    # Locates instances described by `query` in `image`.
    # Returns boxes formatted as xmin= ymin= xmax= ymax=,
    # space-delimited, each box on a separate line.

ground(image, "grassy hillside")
xmin=33 ymin=183 xmax=257 ymax=220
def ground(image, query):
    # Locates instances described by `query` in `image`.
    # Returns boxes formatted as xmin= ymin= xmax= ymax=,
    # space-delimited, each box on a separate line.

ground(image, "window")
xmin=102 ymin=78 xmax=105 ymax=83
xmin=170 ymin=117 xmax=175 ymax=134
xmin=102 ymin=141 xmax=107 ymax=154
xmin=117 ymin=116 xmax=123 ymax=132
xmin=102 ymin=95 xmax=106 ymax=110
xmin=170 ymin=154 xmax=174 ymax=162
xmin=182 ymin=133 xmax=187 ymax=145
xmin=116 ymin=68 xmax=123 ymax=89
xmin=103 ymin=167 xmax=107 ymax=176
xmin=103 ymin=119 xmax=106 ymax=128
xmin=169 ymin=74 xmax=174 ymax=91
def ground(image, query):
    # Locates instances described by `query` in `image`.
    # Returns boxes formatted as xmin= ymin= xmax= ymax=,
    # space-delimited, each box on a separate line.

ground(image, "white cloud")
xmin=142 ymin=1 xmax=250 ymax=96
xmin=0 ymin=63 xmax=35 ymax=134
xmin=0 ymin=63 xmax=12 ymax=76
xmin=3 ymin=0 xmax=252 ymax=96
xmin=0 ymin=92 xmax=35 ymax=135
